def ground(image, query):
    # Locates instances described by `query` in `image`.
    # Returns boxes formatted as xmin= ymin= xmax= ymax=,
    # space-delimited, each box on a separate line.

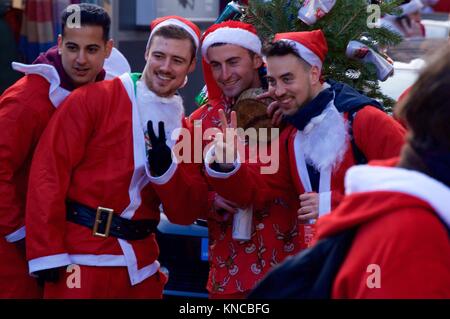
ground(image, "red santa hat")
xmin=201 ymin=21 xmax=262 ymax=63
xmin=147 ymin=15 xmax=201 ymax=50
xmin=199 ymin=21 xmax=263 ymax=102
xmin=273 ymin=30 xmax=328 ymax=70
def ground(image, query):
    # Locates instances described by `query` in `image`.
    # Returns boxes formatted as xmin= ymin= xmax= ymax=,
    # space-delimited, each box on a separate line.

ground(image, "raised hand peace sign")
xmin=147 ymin=120 xmax=172 ymax=177
xmin=212 ymin=109 xmax=239 ymax=169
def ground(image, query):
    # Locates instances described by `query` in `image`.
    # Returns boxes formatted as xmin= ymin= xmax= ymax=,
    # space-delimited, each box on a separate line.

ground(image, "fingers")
xmin=221 ymin=197 xmax=239 ymax=210
xmin=147 ymin=120 xmax=157 ymax=144
xmin=230 ymin=111 xmax=237 ymax=130
xmin=297 ymin=211 xmax=318 ymax=222
xmin=158 ymin=121 xmax=166 ymax=141
xmin=272 ymin=109 xmax=283 ymax=127
xmin=218 ymin=109 xmax=228 ymax=133
xmin=256 ymin=91 xmax=272 ymax=100
xmin=267 ymin=101 xmax=279 ymax=118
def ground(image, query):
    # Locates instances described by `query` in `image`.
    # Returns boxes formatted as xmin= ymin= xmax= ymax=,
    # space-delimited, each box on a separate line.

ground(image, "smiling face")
xmin=207 ymin=44 xmax=263 ymax=99
xmin=266 ymin=53 xmax=321 ymax=116
xmin=142 ymin=35 xmax=196 ymax=97
xmin=58 ymin=25 xmax=112 ymax=88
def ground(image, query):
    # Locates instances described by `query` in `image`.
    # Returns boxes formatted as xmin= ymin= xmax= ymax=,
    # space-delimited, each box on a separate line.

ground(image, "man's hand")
xmin=211 ymin=194 xmax=239 ymax=222
xmin=35 ymin=267 xmax=63 ymax=286
xmin=257 ymin=91 xmax=283 ymax=127
xmin=210 ymin=109 xmax=239 ymax=170
xmin=147 ymin=120 xmax=172 ymax=177
xmin=298 ymin=193 xmax=319 ymax=223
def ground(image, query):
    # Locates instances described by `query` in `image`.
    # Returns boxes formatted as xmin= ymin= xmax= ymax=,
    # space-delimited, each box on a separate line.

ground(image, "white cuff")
xmin=28 ymin=253 xmax=71 ymax=274
xmin=5 ymin=226 xmax=26 ymax=243
xmin=319 ymin=191 xmax=332 ymax=217
xmin=148 ymin=159 xmax=178 ymax=185
xmin=204 ymin=146 xmax=241 ymax=179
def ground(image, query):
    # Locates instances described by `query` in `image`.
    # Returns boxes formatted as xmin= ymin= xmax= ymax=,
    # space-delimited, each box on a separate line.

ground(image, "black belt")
xmin=66 ymin=202 xmax=158 ymax=240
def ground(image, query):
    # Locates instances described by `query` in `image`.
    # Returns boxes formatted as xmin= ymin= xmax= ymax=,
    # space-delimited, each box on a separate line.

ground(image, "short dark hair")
xmin=148 ymin=25 xmax=196 ymax=62
xmin=397 ymin=45 xmax=450 ymax=153
xmin=61 ymin=3 xmax=111 ymax=42
xmin=263 ymin=41 xmax=311 ymax=70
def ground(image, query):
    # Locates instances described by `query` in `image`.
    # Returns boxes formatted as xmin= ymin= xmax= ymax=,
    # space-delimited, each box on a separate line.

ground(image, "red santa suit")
xmin=25 ymin=73 xmax=208 ymax=298
xmin=0 ymin=45 xmax=113 ymax=298
xmin=316 ymin=162 xmax=450 ymax=298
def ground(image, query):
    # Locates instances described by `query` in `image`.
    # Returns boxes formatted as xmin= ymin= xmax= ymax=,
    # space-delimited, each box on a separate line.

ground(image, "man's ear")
xmin=105 ymin=39 xmax=114 ymax=58
xmin=253 ymin=54 xmax=264 ymax=69
xmin=188 ymin=57 xmax=197 ymax=74
xmin=309 ymin=65 xmax=321 ymax=86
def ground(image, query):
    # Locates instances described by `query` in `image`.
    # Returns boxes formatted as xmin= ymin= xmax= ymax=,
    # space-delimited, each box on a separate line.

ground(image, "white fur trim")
xmin=5 ymin=226 xmax=25 ymax=243
xmin=202 ymin=27 xmax=262 ymax=63
xmin=301 ymin=100 xmax=349 ymax=171
xmin=12 ymin=62 xmax=70 ymax=108
xmin=29 ymin=253 xmax=71 ymax=274
xmin=278 ymin=39 xmax=323 ymax=70
xmin=147 ymin=159 xmax=178 ymax=185
xmin=293 ymin=132 xmax=313 ymax=193
xmin=69 ymin=254 xmax=127 ymax=266
xmin=319 ymin=191 xmax=332 ymax=217
xmin=345 ymin=165 xmax=450 ymax=228
xmin=104 ymin=47 xmax=131 ymax=80
xmin=118 ymin=239 xmax=160 ymax=286
xmin=204 ymin=146 xmax=241 ymax=179
xmin=147 ymin=18 xmax=199 ymax=50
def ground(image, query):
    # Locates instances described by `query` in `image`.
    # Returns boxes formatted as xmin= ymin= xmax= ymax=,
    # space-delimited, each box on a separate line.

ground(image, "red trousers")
xmin=43 ymin=265 xmax=167 ymax=299
xmin=0 ymin=239 xmax=42 ymax=299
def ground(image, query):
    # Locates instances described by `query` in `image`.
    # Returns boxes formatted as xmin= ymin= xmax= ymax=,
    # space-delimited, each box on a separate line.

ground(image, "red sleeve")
xmin=25 ymin=89 xmax=95 ymax=261
xmin=206 ymin=132 xmax=296 ymax=211
xmin=353 ymin=106 xmax=406 ymax=161
xmin=0 ymin=93 xmax=48 ymax=238
xmin=150 ymin=118 xmax=209 ymax=225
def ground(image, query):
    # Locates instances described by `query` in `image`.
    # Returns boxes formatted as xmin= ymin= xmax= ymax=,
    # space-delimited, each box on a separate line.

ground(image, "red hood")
xmin=316 ymin=158 xmax=450 ymax=240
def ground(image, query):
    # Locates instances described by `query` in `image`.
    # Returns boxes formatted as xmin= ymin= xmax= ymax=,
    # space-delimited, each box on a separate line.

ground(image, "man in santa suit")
xmin=317 ymin=46 xmax=450 ymax=298
xmin=0 ymin=3 xmax=115 ymax=298
xmin=190 ymin=21 xmax=303 ymax=299
xmin=25 ymin=16 xmax=208 ymax=299
xmin=204 ymin=30 xmax=406 ymax=257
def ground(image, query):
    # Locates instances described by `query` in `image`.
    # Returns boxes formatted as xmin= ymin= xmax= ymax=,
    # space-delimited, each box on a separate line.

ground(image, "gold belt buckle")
xmin=92 ymin=207 xmax=114 ymax=238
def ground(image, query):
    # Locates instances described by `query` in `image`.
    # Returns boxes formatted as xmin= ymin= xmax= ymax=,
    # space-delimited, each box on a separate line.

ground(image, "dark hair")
xmin=263 ymin=41 xmax=311 ymax=70
xmin=148 ymin=25 xmax=197 ymax=62
xmin=396 ymin=45 xmax=450 ymax=153
xmin=61 ymin=3 xmax=111 ymax=42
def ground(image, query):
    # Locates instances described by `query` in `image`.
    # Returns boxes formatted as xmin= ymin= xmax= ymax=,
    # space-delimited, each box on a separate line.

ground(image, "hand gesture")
xmin=298 ymin=193 xmax=319 ymax=223
xmin=147 ymin=120 xmax=172 ymax=177
xmin=257 ymin=91 xmax=284 ymax=127
xmin=211 ymin=109 xmax=239 ymax=170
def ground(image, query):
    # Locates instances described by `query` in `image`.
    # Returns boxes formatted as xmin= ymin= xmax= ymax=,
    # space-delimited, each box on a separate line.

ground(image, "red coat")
xmin=26 ymin=74 xmax=208 ymax=291
xmin=190 ymin=98 xmax=302 ymax=295
xmin=317 ymin=162 xmax=450 ymax=298
xmin=0 ymin=72 xmax=65 ymax=298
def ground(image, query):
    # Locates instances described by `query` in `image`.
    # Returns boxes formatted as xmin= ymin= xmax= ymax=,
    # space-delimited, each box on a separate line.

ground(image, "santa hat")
xmin=201 ymin=21 xmax=262 ymax=63
xmin=147 ymin=16 xmax=201 ymax=50
xmin=273 ymin=30 xmax=328 ymax=70
xmin=200 ymin=21 xmax=263 ymax=102
xmin=399 ymin=0 xmax=424 ymax=15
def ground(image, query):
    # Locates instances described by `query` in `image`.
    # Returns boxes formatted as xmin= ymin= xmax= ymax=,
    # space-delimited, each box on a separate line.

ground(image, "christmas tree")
xmin=242 ymin=0 xmax=404 ymax=111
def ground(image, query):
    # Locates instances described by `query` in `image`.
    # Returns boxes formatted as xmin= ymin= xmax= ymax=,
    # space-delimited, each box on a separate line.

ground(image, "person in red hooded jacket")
xmin=317 ymin=45 xmax=450 ymax=298
xmin=0 ymin=3 xmax=113 ymax=298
